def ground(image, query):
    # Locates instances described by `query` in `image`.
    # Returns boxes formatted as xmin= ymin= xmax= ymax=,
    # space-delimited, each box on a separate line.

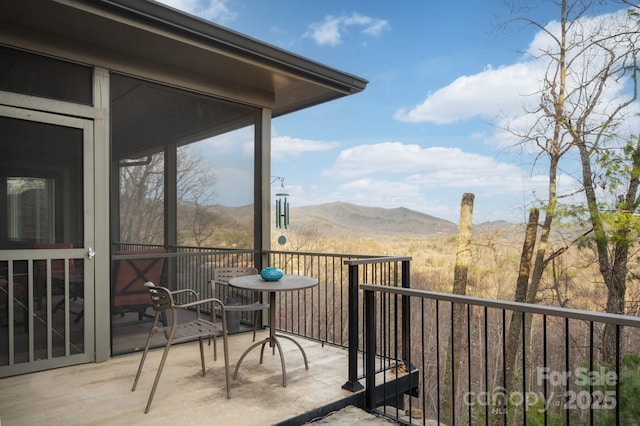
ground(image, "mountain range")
xmin=203 ymin=201 xmax=514 ymax=239
xmin=293 ymin=201 xmax=458 ymax=238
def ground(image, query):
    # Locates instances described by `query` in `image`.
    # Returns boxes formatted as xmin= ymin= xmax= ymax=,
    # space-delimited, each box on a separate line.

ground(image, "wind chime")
xmin=272 ymin=176 xmax=289 ymax=245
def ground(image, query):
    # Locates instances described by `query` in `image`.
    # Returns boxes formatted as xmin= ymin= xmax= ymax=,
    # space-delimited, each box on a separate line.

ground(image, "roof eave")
xmin=90 ymin=0 xmax=368 ymax=96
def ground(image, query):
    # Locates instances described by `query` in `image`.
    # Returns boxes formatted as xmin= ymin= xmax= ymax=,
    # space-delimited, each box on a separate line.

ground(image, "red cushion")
xmin=0 ymin=279 xmax=24 ymax=301
xmin=113 ymin=248 xmax=166 ymax=308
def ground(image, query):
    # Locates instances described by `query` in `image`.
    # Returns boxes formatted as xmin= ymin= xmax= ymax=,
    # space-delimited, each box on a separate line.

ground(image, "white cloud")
xmin=336 ymin=178 xmax=430 ymax=208
xmin=394 ymin=9 xmax=640 ymax=149
xmin=155 ymin=0 xmax=237 ymax=24
xmin=322 ymin=142 xmax=550 ymax=195
xmin=305 ymin=12 xmax=390 ymax=46
xmin=393 ymin=63 xmax=542 ymax=124
xmin=307 ymin=142 xmax=567 ymax=222
xmin=271 ymin=136 xmax=338 ymax=161
xmin=307 ymin=17 xmax=341 ymax=46
xmin=237 ymin=134 xmax=339 ymax=161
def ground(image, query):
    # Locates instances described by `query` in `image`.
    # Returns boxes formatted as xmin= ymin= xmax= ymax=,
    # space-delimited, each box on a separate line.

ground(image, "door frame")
xmin=0 ymin=105 xmax=96 ymax=376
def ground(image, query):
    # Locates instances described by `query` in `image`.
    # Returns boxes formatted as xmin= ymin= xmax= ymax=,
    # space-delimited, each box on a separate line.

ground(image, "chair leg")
xmin=222 ymin=333 xmax=231 ymax=399
xmin=198 ymin=337 xmax=206 ymax=376
xmin=144 ymin=337 xmax=173 ymax=414
xmin=207 ymin=335 xmax=219 ymax=361
xmin=132 ymin=315 xmax=160 ymax=392
xmin=216 ymin=335 xmax=219 ymax=361
xmin=219 ymin=308 xmax=231 ymax=399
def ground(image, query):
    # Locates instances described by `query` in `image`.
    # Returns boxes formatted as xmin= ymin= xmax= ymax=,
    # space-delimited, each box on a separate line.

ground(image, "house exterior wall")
xmin=1 ymin=0 xmax=364 ymax=374
xmin=1 ymin=29 xmax=272 ymax=365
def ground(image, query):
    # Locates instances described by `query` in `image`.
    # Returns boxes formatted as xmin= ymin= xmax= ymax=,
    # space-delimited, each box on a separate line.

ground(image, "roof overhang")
xmin=0 ymin=0 xmax=368 ymax=116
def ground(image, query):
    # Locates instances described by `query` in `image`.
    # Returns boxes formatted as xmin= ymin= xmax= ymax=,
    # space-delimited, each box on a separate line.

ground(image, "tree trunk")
xmin=441 ymin=193 xmax=474 ymax=425
xmin=575 ymin=136 xmax=625 ymax=363
xmin=600 ymin=136 xmax=640 ymax=360
xmin=602 ymin=240 xmax=629 ymax=362
xmin=502 ymin=209 xmax=539 ymax=422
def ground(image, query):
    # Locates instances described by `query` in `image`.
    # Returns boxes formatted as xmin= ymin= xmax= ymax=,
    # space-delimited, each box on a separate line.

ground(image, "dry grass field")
xmin=176 ymin=201 xmax=640 ymax=315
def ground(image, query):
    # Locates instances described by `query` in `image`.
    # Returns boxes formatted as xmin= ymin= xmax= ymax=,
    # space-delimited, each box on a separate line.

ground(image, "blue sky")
xmin=157 ymin=0 xmax=632 ymax=223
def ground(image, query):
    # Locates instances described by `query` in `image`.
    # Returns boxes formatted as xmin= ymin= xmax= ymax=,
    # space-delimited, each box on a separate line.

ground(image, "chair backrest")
xmin=113 ymin=248 xmax=166 ymax=308
xmin=213 ymin=267 xmax=258 ymax=287
xmin=145 ymin=282 xmax=173 ymax=313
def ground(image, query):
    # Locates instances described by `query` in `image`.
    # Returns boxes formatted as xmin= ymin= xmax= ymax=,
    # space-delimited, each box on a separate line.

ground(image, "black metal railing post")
xmin=364 ymin=286 xmax=376 ymax=411
xmin=401 ymin=259 xmax=411 ymax=366
xmin=342 ymin=262 xmax=364 ymax=391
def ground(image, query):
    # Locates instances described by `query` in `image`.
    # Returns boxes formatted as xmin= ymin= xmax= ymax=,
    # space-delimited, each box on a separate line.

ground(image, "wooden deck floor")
xmin=0 ymin=331 xmax=363 ymax=425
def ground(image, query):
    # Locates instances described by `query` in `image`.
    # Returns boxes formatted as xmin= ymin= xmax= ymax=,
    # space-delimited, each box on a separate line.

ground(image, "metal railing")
xmin=361 ymin=284 xmax=640 ymax=425
xmin=267 ymin=251 xmax=411 ymax=392
xmin=111 ymin=243 xmax=640 ymax=425
xmin=111 ymin=244 xmax=412 ymax=377
xmin=112 ymin=243 xmax=257 ymax=323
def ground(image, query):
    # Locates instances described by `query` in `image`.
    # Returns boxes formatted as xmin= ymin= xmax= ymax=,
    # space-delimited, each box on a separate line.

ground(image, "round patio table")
xmin=228 ymin=273 xmax=318 ymax=387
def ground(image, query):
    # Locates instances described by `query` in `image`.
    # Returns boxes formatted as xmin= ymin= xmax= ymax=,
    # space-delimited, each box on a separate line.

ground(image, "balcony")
xmin=2 ymin=246 xmax=640 ymax=425
xmin=0 ymin=331 xmax=362 ymax=425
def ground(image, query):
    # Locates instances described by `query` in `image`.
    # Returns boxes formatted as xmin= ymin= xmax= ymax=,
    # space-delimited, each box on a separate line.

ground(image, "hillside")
xmin=291 ymin=202 xmax=457 ymax=238
xmin=180 ymin=201 xmax=514 ymax=240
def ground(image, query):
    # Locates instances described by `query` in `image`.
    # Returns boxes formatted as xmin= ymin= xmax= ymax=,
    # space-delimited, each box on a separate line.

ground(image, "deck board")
xmin=0 ymin=331 xmax=359 ymax=425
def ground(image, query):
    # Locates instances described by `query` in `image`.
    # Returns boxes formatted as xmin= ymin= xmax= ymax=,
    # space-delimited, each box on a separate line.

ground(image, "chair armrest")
xmin=176 ymin=296 xmax=225 ymax=321
xmin=144 ymin=283 xmax=199 ymax=302
xmin=170 ymin=288 xmax=199 ymax=301
xmin=176 ymin=297 xmax=224 ymax=311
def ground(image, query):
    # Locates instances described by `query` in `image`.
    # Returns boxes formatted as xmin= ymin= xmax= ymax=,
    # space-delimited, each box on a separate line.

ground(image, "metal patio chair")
xmin=132 ymin=282 xmax=230 ymax=414
xmin=211 ymin=267 xmax=269 ymax=341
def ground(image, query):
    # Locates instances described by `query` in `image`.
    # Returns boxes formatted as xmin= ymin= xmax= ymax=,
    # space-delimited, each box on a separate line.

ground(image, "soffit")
xmin=0 ymin=0 xmax=367 ymax=116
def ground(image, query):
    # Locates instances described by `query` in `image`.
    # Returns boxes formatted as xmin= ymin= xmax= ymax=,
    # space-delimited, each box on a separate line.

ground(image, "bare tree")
xmin=441 ymin=193 xmax=474 ymax=425
xmin=119 ymin=145 xmax=217 ymax=246
xmin=119 ymin=153 xmax=165 ymax=244
xmin=505 ymin=208 xmax=538 ymax=392
xmin=176 ymin=146 xmax=217 ymax=247
xmin=505 ymin=0 xmax=640 ymax=362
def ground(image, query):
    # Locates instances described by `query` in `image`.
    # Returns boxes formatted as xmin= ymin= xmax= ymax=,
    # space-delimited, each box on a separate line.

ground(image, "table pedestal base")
xmin=232 ymin=333 xmax=309 ymax=387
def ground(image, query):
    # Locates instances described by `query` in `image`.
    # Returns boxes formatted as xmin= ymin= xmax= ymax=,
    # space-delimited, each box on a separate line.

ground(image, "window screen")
xmin=0 ymin=45 xmax=92 ymax=105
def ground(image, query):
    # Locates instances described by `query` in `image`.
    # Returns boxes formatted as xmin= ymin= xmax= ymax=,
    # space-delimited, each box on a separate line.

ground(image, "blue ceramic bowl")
xmin=260 ymin=267 xmax=284 ymax=281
